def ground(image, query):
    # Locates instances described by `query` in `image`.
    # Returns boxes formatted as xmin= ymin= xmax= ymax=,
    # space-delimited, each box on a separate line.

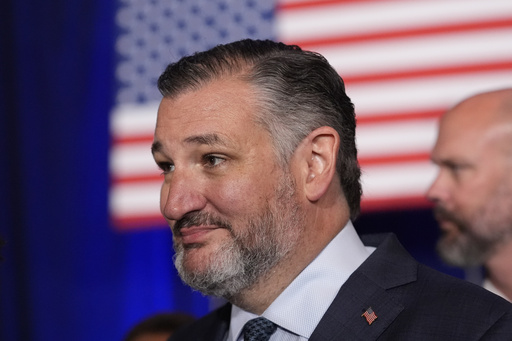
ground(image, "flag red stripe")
xmin=356 ymin=109 xmax=443 ymax=124
xmin=361 ymin=195 xmax=432 ymax=212
xmin=111 ymin=215 xmax=167 ymax=231
xmin=345 ymin=60 xmax=512 ymax=85
xmin=110 ymin=174 xmax=161 ymax=184
xmin=112 ymin=136 xmax=153 ymax=145
xmin=359 ymin=152 xmax=431 ymax=166
xmin=278 ymin=0 xmax=390 ymax=11
xmin=285 ymin=18 xmax=512 ymax=49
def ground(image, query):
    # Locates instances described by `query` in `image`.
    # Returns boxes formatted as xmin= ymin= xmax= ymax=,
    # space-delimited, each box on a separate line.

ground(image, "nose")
xmin=426 ymin=169 xmax=448 ymax=205
xmin=160 ymin=171 xmax=207 ymax=222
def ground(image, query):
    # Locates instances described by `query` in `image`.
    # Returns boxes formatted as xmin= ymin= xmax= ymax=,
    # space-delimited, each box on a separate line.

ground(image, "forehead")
xmin=432 ymin=99 xmax=499 ymax=163
xmin=154 ymin=78 xmax=270 ymax=149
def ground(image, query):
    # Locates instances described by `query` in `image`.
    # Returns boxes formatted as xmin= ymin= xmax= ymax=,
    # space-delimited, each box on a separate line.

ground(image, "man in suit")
xmin=427 ymin=88 xmax=512 ymax=302
xmin=151 ymin=39 xmax=512 ymax=340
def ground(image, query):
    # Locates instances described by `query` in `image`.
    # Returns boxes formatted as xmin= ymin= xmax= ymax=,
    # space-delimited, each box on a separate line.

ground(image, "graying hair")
xmin=158 ymin=39 xmax=362 ymax=219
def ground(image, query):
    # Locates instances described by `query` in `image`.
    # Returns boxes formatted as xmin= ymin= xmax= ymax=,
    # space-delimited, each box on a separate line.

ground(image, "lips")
xmin=438 ymin=219 xmax=456 ymax=230
xmin=178 ymin=225 xmax=222 ymax=245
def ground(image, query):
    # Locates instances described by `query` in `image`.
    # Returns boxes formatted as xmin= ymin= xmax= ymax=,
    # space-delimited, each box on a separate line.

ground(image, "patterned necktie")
xmin=242 ymin=317 xmax=277 ymax=341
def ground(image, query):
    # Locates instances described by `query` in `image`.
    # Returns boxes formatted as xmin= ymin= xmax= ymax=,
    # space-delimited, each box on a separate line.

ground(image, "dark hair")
xmin=124 ymin=312 xmax=195 ymax=341
xmin=158 ymin=39 xmax=362 ymax=219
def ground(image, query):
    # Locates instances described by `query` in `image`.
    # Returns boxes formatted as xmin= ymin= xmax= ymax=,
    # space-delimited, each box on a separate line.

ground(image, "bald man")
xmin=428 ymin=88 xmax=512 ymax=301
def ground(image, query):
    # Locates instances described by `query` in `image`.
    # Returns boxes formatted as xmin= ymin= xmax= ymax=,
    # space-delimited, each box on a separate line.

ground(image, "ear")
xmin=298 ymin=126 xmax=339 ymax=202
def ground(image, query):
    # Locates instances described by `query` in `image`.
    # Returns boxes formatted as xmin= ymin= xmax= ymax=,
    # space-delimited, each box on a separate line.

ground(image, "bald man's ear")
xmin=298 ymin=126 xmax=339 ymax=202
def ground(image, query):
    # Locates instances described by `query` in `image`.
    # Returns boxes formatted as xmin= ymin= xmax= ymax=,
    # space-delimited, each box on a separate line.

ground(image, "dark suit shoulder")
xmin=360 ymin=233 xmax=512 ymax=339
xmin=169 ymin=303 xmax=231 ymax=341
xmin=406 ymin=263 xmax=512 ymax=338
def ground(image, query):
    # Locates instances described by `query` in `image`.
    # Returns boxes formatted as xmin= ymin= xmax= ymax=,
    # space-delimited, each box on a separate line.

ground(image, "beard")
xmin=435 ymin=206 xmax=496 ymax=267
xmin=435 ymin=186 xmax=512 ymax=267
xmin=172 ymin=171 xmax=304 ymax=299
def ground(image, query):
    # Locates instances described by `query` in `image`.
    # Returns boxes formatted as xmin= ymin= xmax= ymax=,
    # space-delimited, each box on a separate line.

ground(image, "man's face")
xmin=152 ymin=79 xmax=305 ymax=298
xmin=427 ymin=106 xmax=512 ymax=267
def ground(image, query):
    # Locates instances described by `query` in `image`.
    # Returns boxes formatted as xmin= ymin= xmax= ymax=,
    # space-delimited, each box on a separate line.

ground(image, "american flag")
xmin=110 ymin=0 xmax=512 ymax=229
xmin=362 ymin=306 xmax=378 ymax=325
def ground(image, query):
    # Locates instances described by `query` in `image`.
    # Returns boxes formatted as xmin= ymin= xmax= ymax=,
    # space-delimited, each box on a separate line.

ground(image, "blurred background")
xmin=1 ymin=0 xmax=511 ymax=340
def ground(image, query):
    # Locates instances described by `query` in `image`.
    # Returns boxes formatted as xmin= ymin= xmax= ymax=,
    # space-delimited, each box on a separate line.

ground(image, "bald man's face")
xmin=427 ymin=93 xmax=512 ymax=266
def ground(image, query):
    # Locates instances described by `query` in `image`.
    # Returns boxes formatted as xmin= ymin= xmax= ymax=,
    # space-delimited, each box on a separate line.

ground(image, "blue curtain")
xmin=0 ymin=1 xmax=209 ymax=340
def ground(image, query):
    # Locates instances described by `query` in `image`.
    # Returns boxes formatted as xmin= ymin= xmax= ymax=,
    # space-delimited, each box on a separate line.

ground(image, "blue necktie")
xmin=243 ymin=317 xmax=277 ymax=341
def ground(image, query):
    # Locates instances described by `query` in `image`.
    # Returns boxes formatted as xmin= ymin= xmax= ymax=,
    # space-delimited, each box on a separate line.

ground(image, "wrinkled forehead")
xmin=153 ymin=79 xmax=276 ymax=153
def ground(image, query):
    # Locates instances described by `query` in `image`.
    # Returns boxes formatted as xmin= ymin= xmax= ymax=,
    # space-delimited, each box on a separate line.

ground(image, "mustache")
xmin=173 ymin=211 xmax=232 ymax=235
xmin=433 ymin=206 xmax=467 ymax=231
xmin=433 ymin=206 xmax=455 ymax=221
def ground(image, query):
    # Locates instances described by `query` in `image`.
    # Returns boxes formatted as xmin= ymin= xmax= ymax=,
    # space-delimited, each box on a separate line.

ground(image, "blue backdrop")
xmin=0 ymin=1 xmax=209 ymax=340
xmin=0 ymin=1 xmax=463 ymax=340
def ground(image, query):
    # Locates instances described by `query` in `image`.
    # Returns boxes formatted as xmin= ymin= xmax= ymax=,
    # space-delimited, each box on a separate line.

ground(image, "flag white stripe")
xmin=111 ymin=102 xmax=159 ymax=139
xmin=357 ymin=119 xmax=437 ymax=159
xmin=110 ymin=142 xmax=157 ymax=178
xmin=361 ymin=161 xmax=437 ymax=199
xmin=110 ymin=182 xmax=162 ymax=218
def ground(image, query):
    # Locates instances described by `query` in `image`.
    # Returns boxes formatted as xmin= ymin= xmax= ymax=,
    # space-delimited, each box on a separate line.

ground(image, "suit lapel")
xmin=310 ymin=234 xmax=417 ymax=341
xmin=193 ymin=303 xmax=231 ymax=341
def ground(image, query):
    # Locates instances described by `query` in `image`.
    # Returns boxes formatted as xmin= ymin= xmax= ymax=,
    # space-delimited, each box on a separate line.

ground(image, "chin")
xmin=182 ymin=248 xmax=210 ymax=268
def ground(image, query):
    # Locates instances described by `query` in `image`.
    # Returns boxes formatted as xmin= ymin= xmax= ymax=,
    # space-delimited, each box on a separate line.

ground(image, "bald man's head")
xmin=428 ymin=88 xmax=512 ymax=267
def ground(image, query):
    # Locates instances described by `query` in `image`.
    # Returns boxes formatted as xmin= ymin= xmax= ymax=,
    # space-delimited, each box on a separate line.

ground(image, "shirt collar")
xmin=483 ymin=278 xmax=510 ymax=301
xmin=228 ymin=221 xmax=374 ymax=340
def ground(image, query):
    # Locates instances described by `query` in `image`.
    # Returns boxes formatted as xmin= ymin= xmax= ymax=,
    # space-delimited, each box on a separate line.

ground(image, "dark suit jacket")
xmin=170 ymin=233 xmax=512 ymax=340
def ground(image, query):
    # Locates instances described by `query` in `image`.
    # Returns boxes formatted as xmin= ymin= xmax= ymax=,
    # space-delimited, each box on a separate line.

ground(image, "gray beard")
xmin=435 ymin=186 xmax=512 ymax=267
xmin=172 ymin=172 xmax=304 ymax=299
xmin=436 ymin=220 xmax=497 ymax=267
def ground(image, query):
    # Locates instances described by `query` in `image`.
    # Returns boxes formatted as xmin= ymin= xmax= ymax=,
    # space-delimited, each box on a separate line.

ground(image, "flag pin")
xmin=361 ymin=307 xmax=378 ymax=325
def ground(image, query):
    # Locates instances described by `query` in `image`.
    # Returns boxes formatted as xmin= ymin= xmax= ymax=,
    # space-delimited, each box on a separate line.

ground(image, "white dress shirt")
xmin=483 ymin=278 xmax=510 ymax=302
xmin=226 ymin=220 xmax=375 ymax=341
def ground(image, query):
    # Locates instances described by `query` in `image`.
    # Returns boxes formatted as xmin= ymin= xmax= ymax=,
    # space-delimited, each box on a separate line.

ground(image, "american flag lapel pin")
xmin=361 ymin=307 xmax=378 ymax=325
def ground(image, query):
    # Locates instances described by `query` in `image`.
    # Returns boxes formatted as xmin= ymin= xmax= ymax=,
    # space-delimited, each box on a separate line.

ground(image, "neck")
xmin=229 ymin=261 xmax=304 ymax=314
xmin=230 ymin=197 xmax=350 ymax=314
xmin=230 ymin=229 xmax=336 ymax=314
xmin=485 ymin=240 xmax=512 ymax=301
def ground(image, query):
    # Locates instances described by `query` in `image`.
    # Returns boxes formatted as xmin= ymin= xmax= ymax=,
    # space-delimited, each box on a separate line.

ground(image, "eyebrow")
xmin=151 ymin=141 xmax=163 ymax=155
xmin=184 ymin=133 xmax=226 ymax=146
xmin=151 ymin=133 xmax=228 ymax=155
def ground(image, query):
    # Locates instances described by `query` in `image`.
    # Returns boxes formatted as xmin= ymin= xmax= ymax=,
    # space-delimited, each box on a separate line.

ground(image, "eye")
xmin=445 ymin=161 xmax=469 ymax=180
xmin=157 ymin=162 xmax=175 ymax=174
xmin=203 ymin=154 xmax=225 ymax=168
xmin=447 ymin=163 xmax=463 ymax=174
